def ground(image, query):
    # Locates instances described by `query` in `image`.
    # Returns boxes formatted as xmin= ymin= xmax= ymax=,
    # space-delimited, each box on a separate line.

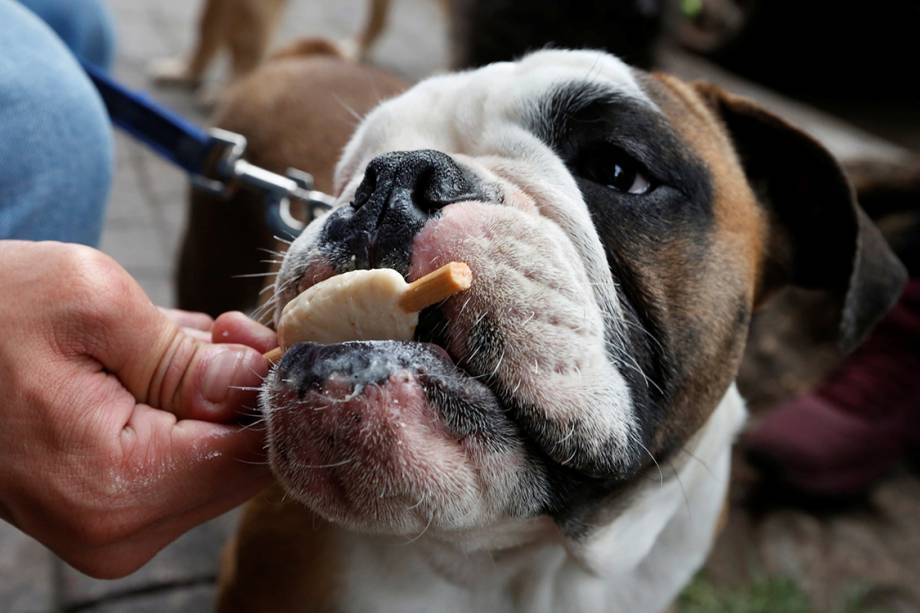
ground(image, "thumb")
xmin=98 ymin=297 xmax=269 ymax=422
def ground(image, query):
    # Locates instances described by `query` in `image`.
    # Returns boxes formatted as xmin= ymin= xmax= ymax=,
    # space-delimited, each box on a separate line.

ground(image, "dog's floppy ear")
xmin=695 ymin=83 xmax=906 ymax=353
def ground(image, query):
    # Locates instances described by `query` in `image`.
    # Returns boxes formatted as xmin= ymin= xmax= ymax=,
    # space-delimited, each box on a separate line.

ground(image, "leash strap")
xmin=84 ymin=62 xmax=214 ymax=175
xmin=82 ymin=62 xmax=335 ymax=234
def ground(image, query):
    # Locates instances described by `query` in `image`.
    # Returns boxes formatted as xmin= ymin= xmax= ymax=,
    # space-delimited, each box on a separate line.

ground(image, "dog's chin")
xmin=260 ymin=340 xmax=539 ymax=536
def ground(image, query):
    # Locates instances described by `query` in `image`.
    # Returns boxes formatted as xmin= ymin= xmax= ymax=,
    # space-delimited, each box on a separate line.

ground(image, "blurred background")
xmin=1 ymin=0 xmax=918 ymax=611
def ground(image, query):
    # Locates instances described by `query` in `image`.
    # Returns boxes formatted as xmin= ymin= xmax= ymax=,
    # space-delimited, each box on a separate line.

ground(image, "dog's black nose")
xmin=323 ymin=150 xmax=484 ymax=273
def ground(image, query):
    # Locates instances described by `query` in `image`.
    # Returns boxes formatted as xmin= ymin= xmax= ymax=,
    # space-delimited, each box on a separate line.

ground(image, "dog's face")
xmin=262 ymin=50 xmax=904 ymax=542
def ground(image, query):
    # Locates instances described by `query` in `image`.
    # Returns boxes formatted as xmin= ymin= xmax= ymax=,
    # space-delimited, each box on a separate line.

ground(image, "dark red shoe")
xmin=743 ymin=278 xmax=920 ymax=499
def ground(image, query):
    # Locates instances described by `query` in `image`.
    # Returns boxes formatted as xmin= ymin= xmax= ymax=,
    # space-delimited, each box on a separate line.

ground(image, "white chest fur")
xmin=332 ymin=385 xmax=747 ymax=613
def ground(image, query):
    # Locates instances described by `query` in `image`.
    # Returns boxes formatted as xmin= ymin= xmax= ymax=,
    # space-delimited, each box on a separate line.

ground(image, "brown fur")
xmin=601 ymin=74 xmax=770 ymax=455
xmin=170 ymin=0 xmax=287 ymax=86
xmin=633 ymin=73 xmax=905 ymax=460
xmin=217 ymin=487 xmax=341 ymax=613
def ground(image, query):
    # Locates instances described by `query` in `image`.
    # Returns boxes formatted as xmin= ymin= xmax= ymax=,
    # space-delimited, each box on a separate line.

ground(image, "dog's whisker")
xmin=295 ymin=457 xmax=355 ymax=470
xmin=559 ymin=447 xmax=578 ymax=466
xmin=509 ymin=376 xmax=523 ymax=397
xmin=670 ymin=462 xmax=692 ymax=516
xmin=235 ymin=457 xmax=270 ymax=466
xmin=249 ymin=300 xmax=276 ymax=320
xmin=556 ymin=421 xmax=577 ymax=446
xmin=677 ymin=446 xmax=716 ymax=480
xmin=332 ymin=93 xmax=365 ymax=124
xmin=402 ymin=508 xmax=434 ymax=545
xmin=405 ymin=496 xmax=426 ymax=511
xmin=258 ymin=247 xmax=289 ymax=258
xmin=489 ymin=348 xmax=506 ymax=379
xmin=630 ymin=432 xmax=664 ymax=488
xmin=245 ymin=366 xmax=269 ymax=383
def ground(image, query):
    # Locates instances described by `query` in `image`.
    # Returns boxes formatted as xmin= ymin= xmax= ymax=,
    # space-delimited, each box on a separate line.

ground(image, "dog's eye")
xmin=574 ymin=145 xmax=654 ymax=195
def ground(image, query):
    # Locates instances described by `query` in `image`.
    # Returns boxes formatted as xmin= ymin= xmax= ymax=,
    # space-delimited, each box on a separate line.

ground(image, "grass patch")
xmin=677 ymin=574 xmax=811 ymax=613
xmin=677 ymin=574 xmax=882 ymax=613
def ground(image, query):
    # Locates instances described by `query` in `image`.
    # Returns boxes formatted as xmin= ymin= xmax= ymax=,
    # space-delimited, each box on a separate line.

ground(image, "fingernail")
xmin=202 ymin=347 xmax=246 ymax=405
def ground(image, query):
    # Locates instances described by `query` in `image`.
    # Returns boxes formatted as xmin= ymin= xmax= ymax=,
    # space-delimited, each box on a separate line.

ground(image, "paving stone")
xmin=135 ymin=157 xmax=190 ymax=230
xmin=106 ymin=166 xmax=156 ymax=227
xmin=153 ymin=209 xmax=188 ymax=267
xmin=132 ymin=268 xmax=175 ymax=307
xmin=0 ymin=522 xmax=56 ymax=613
xmin=59 ymin=511 xmax=238 ymax=607
xmin=98 ymin=221 xmax=170 ymax=273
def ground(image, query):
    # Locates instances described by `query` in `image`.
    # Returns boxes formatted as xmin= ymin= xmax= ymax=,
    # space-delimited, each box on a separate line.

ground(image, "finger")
xmin=163 ymin=337 xmax=268 ymax=422
xmin=122 ymin=407 xmax=272 ymax=528
xmin=212 ymin=311 xmax=278 ymax=354
xmin=67 ymin=407 xmax=273 ymax=578
xmin=101 ymin=302 xmax=268 ymax=422
xmin=158 ymin=307 xmax=214 ymax=331
xmin=182 ymin=327 xmax=211 ymax=342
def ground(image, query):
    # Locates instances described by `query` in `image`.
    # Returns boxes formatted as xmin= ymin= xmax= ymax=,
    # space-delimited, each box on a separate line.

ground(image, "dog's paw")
xmin=149 ymin=57 xmax=200 ymax=86
xmin=196 ymin=81 xmax=225 ymax=109
xmin=335 ymin=38 xmax=367 ymax=62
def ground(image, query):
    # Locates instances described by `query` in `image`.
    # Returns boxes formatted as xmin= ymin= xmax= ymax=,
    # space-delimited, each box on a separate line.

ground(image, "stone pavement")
xmin=0 ymin=1 xmax=909 ymax=612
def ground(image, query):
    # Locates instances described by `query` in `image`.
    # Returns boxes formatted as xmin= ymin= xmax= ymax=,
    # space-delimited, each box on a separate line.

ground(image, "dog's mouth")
xmin=262 ymin=335 xmax=524 ymax=534
xmin=260 ymin=198 xmax=635 ymax=534
xmin=260 ymin=202 xmax=540 ymax=534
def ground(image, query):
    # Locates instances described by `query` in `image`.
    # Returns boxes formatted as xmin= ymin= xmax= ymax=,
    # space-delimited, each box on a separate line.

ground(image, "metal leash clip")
xmin=192 ymin=128 xmax=337 ymax=234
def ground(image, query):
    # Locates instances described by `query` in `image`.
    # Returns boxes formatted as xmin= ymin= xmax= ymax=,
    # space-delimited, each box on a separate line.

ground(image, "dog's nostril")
xmin=352 ymin=171 xmax=376 ymax=211
xmin=357 ymin=149 xmax=483 ymax=216
xmin=412 ymin=167 xmax=446 ymax=213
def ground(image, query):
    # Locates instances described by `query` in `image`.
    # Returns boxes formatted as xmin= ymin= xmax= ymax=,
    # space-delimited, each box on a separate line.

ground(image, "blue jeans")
xmin=0 ymin=0 xmax=115 ymax=245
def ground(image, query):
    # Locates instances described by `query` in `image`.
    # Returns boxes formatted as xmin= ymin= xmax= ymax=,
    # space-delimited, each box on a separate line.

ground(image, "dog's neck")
xmin=333 ymin=385 xmax=747 ymax=613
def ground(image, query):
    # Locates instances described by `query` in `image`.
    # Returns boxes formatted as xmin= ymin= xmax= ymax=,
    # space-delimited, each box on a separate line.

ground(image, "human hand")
xmin=0 ymin=241 xmax=276 ymax=578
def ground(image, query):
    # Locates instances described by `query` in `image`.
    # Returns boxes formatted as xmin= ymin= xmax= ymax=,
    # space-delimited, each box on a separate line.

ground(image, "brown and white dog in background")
xmin=184 ymin=40 xmax=906 ymax=612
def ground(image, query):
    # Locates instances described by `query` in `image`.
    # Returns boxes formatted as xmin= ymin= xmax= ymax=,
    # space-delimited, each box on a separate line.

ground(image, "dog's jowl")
xmin=219 ymin=49 xmax=906 ymax=613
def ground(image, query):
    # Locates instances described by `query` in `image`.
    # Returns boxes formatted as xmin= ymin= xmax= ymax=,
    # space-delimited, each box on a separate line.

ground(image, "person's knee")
xmin=17 ymin=0 xmax=116 ymax=69
xmin=0 ymin=2 xmax=112 ymax=245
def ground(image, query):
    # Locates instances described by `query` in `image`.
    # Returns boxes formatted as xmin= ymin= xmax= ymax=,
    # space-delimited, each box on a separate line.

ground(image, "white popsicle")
xmin=264 ymin=262 xmax=472 ymax=362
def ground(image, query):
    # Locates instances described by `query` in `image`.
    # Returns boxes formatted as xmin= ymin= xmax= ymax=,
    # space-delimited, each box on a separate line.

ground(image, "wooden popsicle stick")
xmin=262 ymin=262 xmax=472 ymax=362
xmin=397 ymin=262 xmax=472 ymax=313
xmin=264 ymin=346 xmax=284 ymax=363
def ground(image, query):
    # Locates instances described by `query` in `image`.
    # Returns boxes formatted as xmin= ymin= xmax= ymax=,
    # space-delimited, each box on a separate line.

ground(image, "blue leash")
xmin=83 ymin=63 xmax=214 ymax=175
xmin=82 ymin=62 xmax=335 ymax=235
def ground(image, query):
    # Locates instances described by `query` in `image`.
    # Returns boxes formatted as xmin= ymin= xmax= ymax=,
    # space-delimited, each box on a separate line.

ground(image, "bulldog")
xmin=215 ymin=48 xmax=906 ymax=613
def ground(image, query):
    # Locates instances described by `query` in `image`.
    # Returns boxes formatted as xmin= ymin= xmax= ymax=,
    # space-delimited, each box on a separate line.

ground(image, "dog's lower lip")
xmin=425 ymin=342 xmax=452 ymax=363
xmin=279 ymin=340 xmax=456 ymax=369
